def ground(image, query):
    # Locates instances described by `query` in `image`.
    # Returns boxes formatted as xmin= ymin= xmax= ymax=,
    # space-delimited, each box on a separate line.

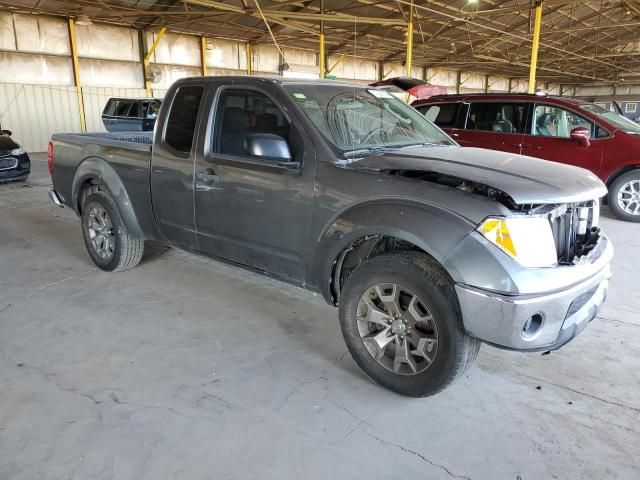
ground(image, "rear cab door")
xmin=150 ymin=82 xmax=207 ymax=249
xmin=521 ymin=101 xmax=604 ymax=174
xmin=193 ymin=81 xmax=316 ymax=283
xmin=456 ymin=100 xmax=529 ymax=154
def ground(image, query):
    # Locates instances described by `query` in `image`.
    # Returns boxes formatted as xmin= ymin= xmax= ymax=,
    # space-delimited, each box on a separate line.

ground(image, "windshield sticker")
xmin=292 ymin=93 xmax=307 ymax=99
xmin=368 ymin=89 xmax=394 ymax=99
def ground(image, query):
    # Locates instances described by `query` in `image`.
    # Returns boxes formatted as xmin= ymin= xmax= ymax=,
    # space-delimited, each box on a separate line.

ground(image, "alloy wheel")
xmin=617 ymin=179 xmax=640 ymax=215
xmin=356 ymin=283 xmax=439 ymax=375
xmin=87 ymin=205 xmax=115 ymax=260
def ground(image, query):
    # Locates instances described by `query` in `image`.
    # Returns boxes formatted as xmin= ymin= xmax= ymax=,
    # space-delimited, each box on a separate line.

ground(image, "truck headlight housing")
xmin=478 ymin=216 xmax=557 ymax=268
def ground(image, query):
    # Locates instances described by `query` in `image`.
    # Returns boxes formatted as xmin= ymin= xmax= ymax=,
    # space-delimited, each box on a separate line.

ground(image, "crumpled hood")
xmin=347 ymin=146 xmax=607 ymax=204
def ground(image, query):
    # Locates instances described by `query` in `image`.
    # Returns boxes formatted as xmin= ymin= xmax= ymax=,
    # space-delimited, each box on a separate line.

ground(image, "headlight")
xmin=10 ymin=147 xmax=25 ymax=156
xmin=478 ymin=216 xmax=557 ymax=268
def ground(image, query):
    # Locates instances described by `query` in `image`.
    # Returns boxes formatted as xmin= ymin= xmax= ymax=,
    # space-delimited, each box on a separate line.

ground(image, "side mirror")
xmin=245 ymin=133 xmax=292 ymax=163
xmin=1 ymin=129 xmax=12 ymax=136
xmin=570 ymin=127 xmax=590 ymax=147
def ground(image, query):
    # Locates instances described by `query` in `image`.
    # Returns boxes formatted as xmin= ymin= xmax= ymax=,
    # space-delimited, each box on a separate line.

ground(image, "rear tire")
xmin=338 ymin=252 xmax=480 ymax=397
xmin=608 ymin=170 xmax=640 ymax=222
xmin=81 ymin=191 xmax=144 ymax=271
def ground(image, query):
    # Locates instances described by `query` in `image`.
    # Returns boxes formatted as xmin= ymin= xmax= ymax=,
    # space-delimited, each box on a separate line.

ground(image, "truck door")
xmin=150 ymin=84 xmax=206 ymax=248
xmin=193 ymin=85 xmax=315 ymax=283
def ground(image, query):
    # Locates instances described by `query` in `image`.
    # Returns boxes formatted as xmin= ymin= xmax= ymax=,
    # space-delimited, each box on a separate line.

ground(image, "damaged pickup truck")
xmin=48 ymin=77 xmax=613 ymax=397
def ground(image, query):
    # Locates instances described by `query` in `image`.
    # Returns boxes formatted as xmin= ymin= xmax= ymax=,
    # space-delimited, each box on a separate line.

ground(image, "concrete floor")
xmin=1 ymin=154 xmax=639 ymax=480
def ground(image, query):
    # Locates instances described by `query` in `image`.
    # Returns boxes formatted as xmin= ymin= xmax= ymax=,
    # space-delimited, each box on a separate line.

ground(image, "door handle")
xmin=196 ymin=168 xmax=219 ymax=183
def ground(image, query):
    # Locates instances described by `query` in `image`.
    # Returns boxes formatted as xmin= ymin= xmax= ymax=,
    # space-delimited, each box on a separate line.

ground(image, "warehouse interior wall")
xmin=1 ymin=11 xmax=565 ymax=152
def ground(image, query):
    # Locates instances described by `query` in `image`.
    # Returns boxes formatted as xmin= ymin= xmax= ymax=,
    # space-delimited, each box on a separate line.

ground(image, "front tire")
xmin=339 ymin=252 xmax=480 ymax=397
xmin=608 ymin=170 xmax=640 ymax=222
xmin=81 ymin=191 xmax=144 ymax=271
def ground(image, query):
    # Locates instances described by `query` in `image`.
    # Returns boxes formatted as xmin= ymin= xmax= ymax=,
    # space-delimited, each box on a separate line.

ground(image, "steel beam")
xmin=528 ymin=1 xmax=543 ymax=93
xmin=144 ymin=26 xmax=167 ymax=96
xmin=67 ymin=18 xmax=87 ymax=133
xmin=246 ymin=43 xmax=253 ymax=75
xmin=319 ymin=0 xmax=326 ymax=78
xmin=201 ymin=35 xmax=208 ymax=76
xmin=405 ymin=1 xmax=413 ymax=77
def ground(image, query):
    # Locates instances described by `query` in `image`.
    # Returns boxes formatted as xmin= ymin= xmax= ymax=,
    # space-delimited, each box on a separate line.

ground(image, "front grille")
xmin=0 ymin=157 xmax=18 ymax=170
xmin=549 ymin=201 xmax=598 ymax=263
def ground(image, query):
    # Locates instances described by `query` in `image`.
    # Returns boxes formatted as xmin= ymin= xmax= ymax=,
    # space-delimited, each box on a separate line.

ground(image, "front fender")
xmin=308 ymin=199 xmax=475 ymax=303
xmin=72 ymin=157 xmax=144 ymax=239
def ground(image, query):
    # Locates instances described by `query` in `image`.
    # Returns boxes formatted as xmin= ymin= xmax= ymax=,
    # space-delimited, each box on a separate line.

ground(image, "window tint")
xmin=416 ymin=103 xmax=459 ymax=128
xmin=115 ymin=101 xmax=132 ymax=116
xmin=145 ymin=100 xmax=161 ymax=119
xmin=127 ymin=102 xmax=140 ymax=118
xmin=216 ymin=89 xmax=290 ymax=158
xmin=532 ymin=104 xmax=593 ymax=138
xmin=466 ymin=103 xmax=526 ymax=133
xmin=165 ymin=86 xmax=204 ymax=153
xmin=104 ymin=100 xmax=116 ymax=116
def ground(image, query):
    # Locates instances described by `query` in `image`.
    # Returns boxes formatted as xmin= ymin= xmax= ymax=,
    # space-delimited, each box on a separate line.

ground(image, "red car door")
xmin=520 ymin=103 xmax=603 ymax=174
xmin=453 ymin=102 xmax=528 ymax=155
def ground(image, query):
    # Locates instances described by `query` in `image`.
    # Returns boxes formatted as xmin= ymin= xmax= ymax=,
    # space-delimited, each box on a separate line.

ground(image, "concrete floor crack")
xmin=0 ymin=268 xmax=97 ymax=315
xmin=516 ymin=372 xmax=640 ymax=413
xmin=361 ymin=427 xmax=471 ymax=479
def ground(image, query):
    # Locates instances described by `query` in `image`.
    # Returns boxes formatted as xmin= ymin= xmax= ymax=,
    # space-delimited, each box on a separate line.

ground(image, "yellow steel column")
xmin=200 ymin=35 xmax=208 ymax=76
xmin=405 ymin=1 xmax=414 ymax=77
xmin=67 ymin=18 xmax=87 ymax=133
xmin=528 ymin=1 xmax=543 ymax=94
xmin=319 ymin=0 xmax=326 ymax=78
xmin=144 ymin=26 xmax=167 ymax=97
xmin=246 ymin=43 xmax=253 ymax=75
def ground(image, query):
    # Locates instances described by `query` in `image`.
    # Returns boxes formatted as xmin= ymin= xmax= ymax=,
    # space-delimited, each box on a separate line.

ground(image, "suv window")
xmin=532 ymin=104 xmax=594 ymax=138
xmin=416 ymin=103 xmax=459 ymax=128
xmin=165 ymin=85 xmax=204 ymax=153
xmin=115 ymin=100 xmax=132 ymax=117
xmin=215 ymin=89 xmax=290 ymax=158
xmin=103 ymin=100 xmax=117 ymax=116
xmin=127 ymin=101 xmax=140 ymax=118
xmin=466 ymin=102 xmax=527 ymax=133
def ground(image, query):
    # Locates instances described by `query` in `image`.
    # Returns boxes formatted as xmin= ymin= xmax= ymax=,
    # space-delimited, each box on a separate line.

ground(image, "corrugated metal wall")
xmin=0 ymin=83 xmax=80 ymax=152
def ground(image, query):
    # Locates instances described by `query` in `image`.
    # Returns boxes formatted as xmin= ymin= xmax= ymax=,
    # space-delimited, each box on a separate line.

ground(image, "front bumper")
xmin=0 ymin=152 xmax=30 ymax=182
xmin=455 ymin=234 xmax=613 ymax=351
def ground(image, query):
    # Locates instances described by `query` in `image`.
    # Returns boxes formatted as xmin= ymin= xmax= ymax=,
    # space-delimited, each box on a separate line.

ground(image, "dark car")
xmin=48 ymin=77 xmax=611 ymax=397
xmin=102 ymin=98 xmax=161 ymax=132
xmin=0 ymin=127 xmax=30 ymax=183
xmin=413 ymin=93 xmax=640 ymax=222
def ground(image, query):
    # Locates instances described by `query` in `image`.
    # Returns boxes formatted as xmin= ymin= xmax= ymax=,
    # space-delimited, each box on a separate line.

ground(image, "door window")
xmin=466 ymin=103 xmax=527 ymax=133
xmin=214 ymin=89 xmax=290 ymax=159
xmin=416 ymin=103 xmax=460 ymax=128
xmin=532 ymin=104 xmax=593 ymax=138
xmin=115 ymin=100 xmax=132 ymax=117
xmin=103 ymin=100 xmax=117 ymax=116
xmin=127 ymin=102 xmax=141 ymax=118
xmin=164 ymin=85 xmax=204 ymax=153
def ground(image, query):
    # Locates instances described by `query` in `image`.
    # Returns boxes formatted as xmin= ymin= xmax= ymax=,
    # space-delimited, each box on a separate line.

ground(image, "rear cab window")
xmin=466 ymin=102 xmax=528 ymax=133
xmin=164 ymin=85 xmax=205 ymax=154
xmin=416 ymin=103 xmax=460 ymax=128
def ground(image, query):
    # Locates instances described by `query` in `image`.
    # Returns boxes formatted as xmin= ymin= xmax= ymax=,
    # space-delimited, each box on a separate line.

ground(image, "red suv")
xmin=413 ymin=94 xmax=640 ymax=222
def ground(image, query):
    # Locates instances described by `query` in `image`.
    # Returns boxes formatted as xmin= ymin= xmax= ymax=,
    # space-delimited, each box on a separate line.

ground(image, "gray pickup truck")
xmin=48 ymin=77 xmax=613 ymax=397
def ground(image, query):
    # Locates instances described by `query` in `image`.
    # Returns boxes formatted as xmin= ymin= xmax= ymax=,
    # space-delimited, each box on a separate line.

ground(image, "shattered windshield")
xmin=284 ymin=84 xmax=454 ymax=157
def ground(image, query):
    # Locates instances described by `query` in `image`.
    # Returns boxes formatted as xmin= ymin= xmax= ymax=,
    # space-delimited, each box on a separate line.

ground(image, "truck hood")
xmin=347 ymin=146 xmax=606 ymax=204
